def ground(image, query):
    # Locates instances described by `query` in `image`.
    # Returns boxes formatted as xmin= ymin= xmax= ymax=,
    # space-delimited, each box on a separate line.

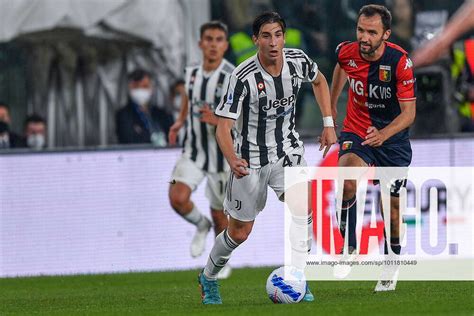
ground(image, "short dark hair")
xmin=24 ymin=113 xmax=46 ymax=129
xmin=252 ymin=11 xmax=286 ymax=37
xmin=127 ymin=69 xmax=151 ymax=83
xmin=200 ymin=21 xmax=228 ymax=39
xmin=358 ymin=5 xmax=392 ymax=31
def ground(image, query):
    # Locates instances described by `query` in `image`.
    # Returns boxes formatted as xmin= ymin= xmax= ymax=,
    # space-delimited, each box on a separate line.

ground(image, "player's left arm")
xmin=312 ymin=71 xmax=338 ymax=157
xmin=363 ymin=54 xmax=416 ymax=147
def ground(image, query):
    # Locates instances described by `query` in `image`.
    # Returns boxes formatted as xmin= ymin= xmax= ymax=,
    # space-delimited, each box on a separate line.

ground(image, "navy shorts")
xmin=338 ymin=132 xmax=412 ymax=196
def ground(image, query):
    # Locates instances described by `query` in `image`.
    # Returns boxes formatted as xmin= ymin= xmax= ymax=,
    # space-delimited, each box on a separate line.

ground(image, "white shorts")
xmin=224 ymin=146 xmax=307 ymax=222
xmin=171 ymin=156 xmax=228 ymax=210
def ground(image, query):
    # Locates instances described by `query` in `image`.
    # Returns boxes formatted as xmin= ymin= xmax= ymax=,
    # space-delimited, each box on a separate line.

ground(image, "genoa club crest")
xmin=341 ymin=141 xmax=353 ymax=150
xmin=379 ymin=65 xmax=391 ymax=82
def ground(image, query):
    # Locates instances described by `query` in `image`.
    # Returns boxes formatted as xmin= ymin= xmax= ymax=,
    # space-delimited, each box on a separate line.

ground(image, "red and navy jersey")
xmin=336 ymin=41 xmax=416 ymax=144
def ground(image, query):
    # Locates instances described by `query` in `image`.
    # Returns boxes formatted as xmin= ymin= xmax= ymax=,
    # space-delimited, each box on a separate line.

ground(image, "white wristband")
xmin=323 ymin=116 xmax=334 ymax=127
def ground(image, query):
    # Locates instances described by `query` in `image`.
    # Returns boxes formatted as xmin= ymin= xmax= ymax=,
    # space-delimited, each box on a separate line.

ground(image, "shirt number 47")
xmin=282 ymin=153 xmax=302 ymax=167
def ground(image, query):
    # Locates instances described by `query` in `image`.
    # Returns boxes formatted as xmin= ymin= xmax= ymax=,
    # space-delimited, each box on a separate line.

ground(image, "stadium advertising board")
xmin=0 ymin=139 xmax=472 ymax=277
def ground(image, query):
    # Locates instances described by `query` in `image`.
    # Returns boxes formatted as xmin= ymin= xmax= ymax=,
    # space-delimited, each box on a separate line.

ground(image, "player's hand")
xmin=229 ymin=157 xmax=249 ymax=178
xmin=318 ymin=127 xmax=337 ymax=158
xmin=362 ymin=126 xmax=387 ymax=147
xmin=168 ymin=120 xmax=184 ymax=146
xmin=199 ymin=104 xmax=218 ymax=125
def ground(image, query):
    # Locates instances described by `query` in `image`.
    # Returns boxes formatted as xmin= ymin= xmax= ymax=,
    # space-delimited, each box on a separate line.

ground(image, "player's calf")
xmin=210 ymin=209 xmax=228 ymax=236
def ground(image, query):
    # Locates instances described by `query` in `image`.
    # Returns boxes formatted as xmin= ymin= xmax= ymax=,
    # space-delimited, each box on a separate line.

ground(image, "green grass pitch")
xmin=1 ymin=267 xmax=472 ymax=315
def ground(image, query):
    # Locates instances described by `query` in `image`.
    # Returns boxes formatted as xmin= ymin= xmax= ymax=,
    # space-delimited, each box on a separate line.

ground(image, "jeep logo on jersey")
xmin=349 ymin=78 xmax=392 ymax=99
xmin=262 ymin=94 xmax=296 ymax=111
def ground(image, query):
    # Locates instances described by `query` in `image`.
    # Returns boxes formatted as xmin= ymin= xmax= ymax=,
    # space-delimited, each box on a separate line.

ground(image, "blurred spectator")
xmin=220 ymin=0 xmax=273 ymax=33
xmin=218 ymin=0 xmax=273 ymax=65
xmin=115 ymin=69 xmax=174 ymax=146
xmin=0 ymin=102 xmax=24 ymax=148
xmin=0 ymin=121 xmax=11 ymax=149
xmin=390 ymin=0 xmax=414 ymax=52
xmin=0 ymin=102 xmax=10 ymax=123
xmin=273 ymin=0 xmax=328 ymax=56
xmin=412 ymin=0 xmax=474 ymax=68
xmin=23 ymin=114 xmax=47 ymax=150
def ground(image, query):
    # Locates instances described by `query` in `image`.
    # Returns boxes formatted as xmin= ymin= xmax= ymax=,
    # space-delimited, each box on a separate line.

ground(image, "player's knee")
xmin=169 ymin=191 xmax=189 ymax=212
xmin=228 ymin=227 xmax=251 ymax=244
xmin=230 ymin=232 xmax=249 ymax=244
xmin=343 ymin=180 xmax=357 ymax=199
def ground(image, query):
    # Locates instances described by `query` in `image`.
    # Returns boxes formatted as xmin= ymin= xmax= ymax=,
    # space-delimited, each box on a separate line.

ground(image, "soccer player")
xmin=168 ymin=21 xmax=235 ymax=278
xmin=197 ymin=11 xmax=337 ymax=304
xmin=330 ymin=5 xmax=416 ymax=291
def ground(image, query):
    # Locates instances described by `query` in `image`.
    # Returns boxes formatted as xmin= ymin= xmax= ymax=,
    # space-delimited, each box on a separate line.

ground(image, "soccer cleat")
xmin=198 ymin=271 xmax=222 ymax=304
xmin=190 ymin=218 xmax=212 ymax=258
xmin=303 ymin=284 xmax=315 ymax=302
xmin=333 ymin=246 xmax=358 ymax=279
xmin=374 ymin=279 xmax=397 ymax=292
xmin=374 ymin=266 xmax=399 ymax=292
xmin=217 ymin=264 xmax=232 ymax=280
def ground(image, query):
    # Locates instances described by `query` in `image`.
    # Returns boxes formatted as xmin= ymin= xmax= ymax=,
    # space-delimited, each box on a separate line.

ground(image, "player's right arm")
xmin=331 ymin=42 xmax=350 ymax=123
xmin=215 ymin=117 xmax=249 ymax=178
xmin=215 ymin=71 xmax=249 ymax=178
xmin=330 ymin=63 xmax=348 ymax=123
xmin=168 ymin=93 xmax=189 ymax=146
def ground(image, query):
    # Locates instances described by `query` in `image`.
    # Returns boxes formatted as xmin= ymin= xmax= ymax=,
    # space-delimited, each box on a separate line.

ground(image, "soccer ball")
xmin=266 ymin=266 xmax=306 ymax=304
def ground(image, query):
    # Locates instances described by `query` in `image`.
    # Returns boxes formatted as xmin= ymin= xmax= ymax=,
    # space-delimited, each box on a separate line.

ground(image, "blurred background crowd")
xmin=0 ymin=0 xmax=472 ymax=151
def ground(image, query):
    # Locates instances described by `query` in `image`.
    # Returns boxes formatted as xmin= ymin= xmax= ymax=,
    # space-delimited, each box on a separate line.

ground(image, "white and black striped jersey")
xmin=182 ymin=59 xmax=235 ymax=173
xmin=215 ymin=48 xmax=319 ymax=168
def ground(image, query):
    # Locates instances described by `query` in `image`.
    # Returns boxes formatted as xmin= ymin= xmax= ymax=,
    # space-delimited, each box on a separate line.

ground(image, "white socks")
xmin=204 ymin=229 xmax=239 ymax=280
xmin=290 ymin=213 xmax=313 ymax=270
xmin=183 ymin=205 xmax=209 ymax=230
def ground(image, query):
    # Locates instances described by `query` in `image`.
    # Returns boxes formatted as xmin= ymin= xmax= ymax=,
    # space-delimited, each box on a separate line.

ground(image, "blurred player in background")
xmin=198 ymin=11 xmax=337 ymax=304
xmin=330 ymin=4 xmax=416 ymax=291
xmin=412 ymin=0 xmax=474 ymax=68
xmin=168 ymin=21 xmax=235 ymax=278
